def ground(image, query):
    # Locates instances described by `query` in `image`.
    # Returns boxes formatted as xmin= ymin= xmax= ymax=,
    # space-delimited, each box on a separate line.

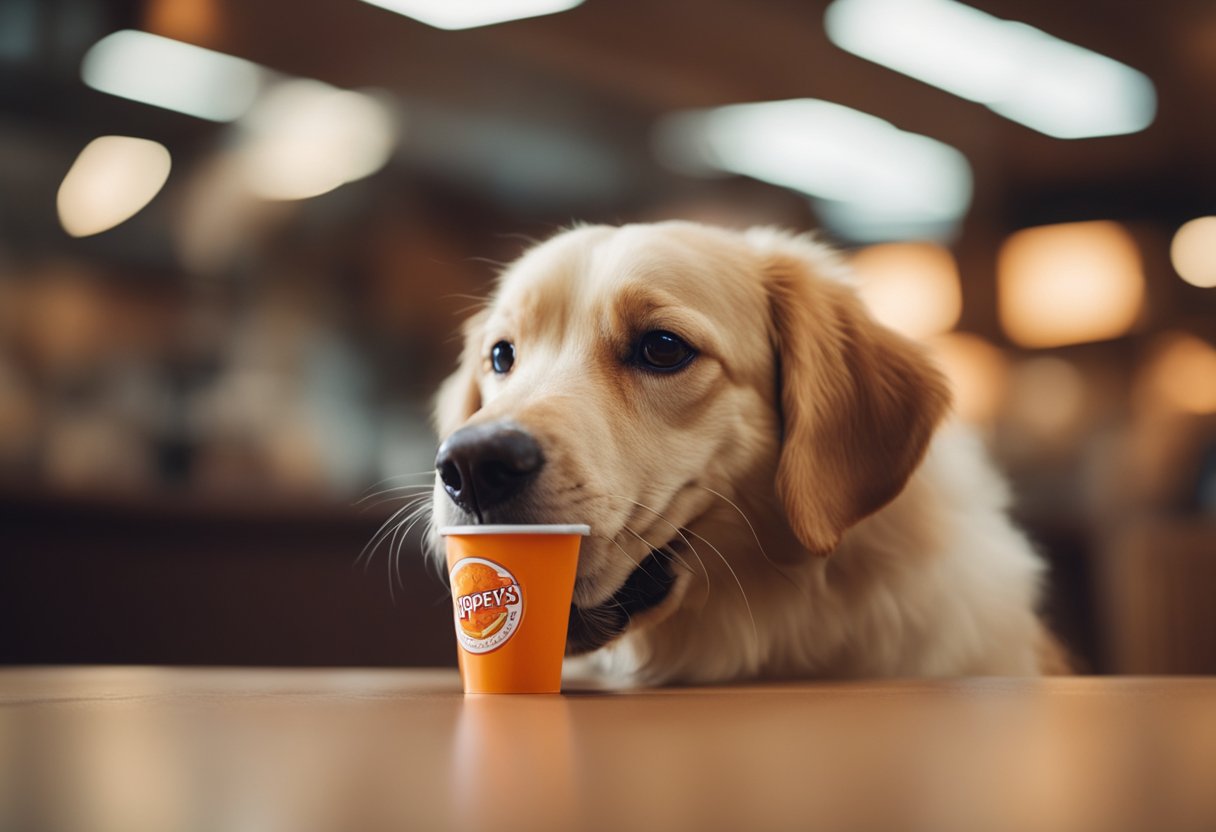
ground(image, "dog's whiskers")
xmin=357 ymin=498 xmax=423 ymax=570
xmin=355 ymin=484 xmax=435 ymax=511
xmin=696 ymin=485 xmax=799 ymax=588
xmin=592 ymin=532 xmax=649 ymax=577
xmin=357 ymin=471 xmax=439 ymax=493
xmin=650 ymin=544 xmax=693 ymax=584
xmin=683 ymin=527 xmax=760 ymax=651
xmin=386 ymin=496 xmax=435 ymax=600
xmin=453 ymin=301 xmax=489 ymax=317
xmin=593 ymin=528 xmax=692 ymax=608
xmin=357 ymin=495 xmax=432 ymax=598
xmin=440 ymin=291 xmax=493 ymax=319
xmin=606 ymin=596 xmax=635 ymax=631
xmin=386 ymin=504 xmax=414 ymax=599
xmin=391 ymin=504 xmax=434 ymax=597
xmin=596 ymin=493 xmax=707 ymax=583
xmin=572 ymin=603 xmax=621 ymax=650
xmin=422 ymin=516 xmax=447 ymax=584
xmin=620 ymin=523 xmax=700 ymax=584
xmin=354 ymin=471 xmax=437 ymax=517
xmin=613 ymin=526 xmax=688 ymax=589
xmin=588 ymin=491 xmax=777 ymax=654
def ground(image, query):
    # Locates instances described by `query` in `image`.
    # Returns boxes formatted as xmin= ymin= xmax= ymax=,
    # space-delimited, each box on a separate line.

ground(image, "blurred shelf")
xmin=0 ymin=481 xmax=455 ymax=667
xmin=0 ymin=481 xmax=409 ymax=526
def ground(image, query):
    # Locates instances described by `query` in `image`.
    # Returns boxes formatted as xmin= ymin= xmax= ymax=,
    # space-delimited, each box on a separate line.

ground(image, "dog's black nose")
xmin=435 ymin=422 xmax=544 ymax=519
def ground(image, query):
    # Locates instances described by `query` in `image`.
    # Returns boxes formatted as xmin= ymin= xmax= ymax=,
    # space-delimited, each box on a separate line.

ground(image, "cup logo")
xmin=450 ymin=557 xmax=524 ymax=654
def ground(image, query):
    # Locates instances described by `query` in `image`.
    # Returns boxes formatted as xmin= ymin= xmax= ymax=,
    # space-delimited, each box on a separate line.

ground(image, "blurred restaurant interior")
xmin=1 ymin=0 xmax=1214 ymax=672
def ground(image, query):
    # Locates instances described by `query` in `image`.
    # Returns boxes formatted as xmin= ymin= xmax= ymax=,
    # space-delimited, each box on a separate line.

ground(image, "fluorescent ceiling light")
xmin=57 ymin=136 xmax=171 ymax=237
xmin=824 ymin=0 xmax=1156 ymax=139
xmin=359 ymin=0 xmax=583 ymax=30
xmin=82 ymin=29 xmax=263 ymax=122
xmin=237 ymin=79 xmax=397 ymax=200
xmin=655 ymin=99 xmax=972 ymax=242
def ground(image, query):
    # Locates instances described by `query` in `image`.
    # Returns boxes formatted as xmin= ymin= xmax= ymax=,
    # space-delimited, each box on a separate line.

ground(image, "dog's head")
xmin=429 ymin=222 xmax=950 ymax=653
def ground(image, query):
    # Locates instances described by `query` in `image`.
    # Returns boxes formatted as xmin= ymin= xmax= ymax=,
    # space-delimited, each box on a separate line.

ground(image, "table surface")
xmin=2 ymin=668 xmax=1215 ymax=832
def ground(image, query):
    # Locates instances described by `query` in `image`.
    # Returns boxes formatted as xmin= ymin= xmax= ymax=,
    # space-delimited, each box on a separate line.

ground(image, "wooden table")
xmin=2 ymin=668 xmax=1214 ymax=832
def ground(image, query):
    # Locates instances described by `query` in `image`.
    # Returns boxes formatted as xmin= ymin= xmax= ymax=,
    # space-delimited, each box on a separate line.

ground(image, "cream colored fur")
xmin=429 ymin=221 xmax=1053 ymax=684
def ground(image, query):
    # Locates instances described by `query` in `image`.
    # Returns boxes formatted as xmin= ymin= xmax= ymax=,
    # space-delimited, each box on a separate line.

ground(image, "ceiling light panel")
xmin=359 ymin=0 xmax=584 ymax=30
xmin=82 ymin=29 xmax=263 ymax=122
xmin=655 ymin=98 xmax=972 ymax=242
xmin=825 ymin=0 xmax=1156 ymax=139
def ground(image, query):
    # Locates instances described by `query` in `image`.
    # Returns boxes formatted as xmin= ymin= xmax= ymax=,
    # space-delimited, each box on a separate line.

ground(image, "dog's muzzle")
xmin=565 ymin=549 xmax=676 ymax=655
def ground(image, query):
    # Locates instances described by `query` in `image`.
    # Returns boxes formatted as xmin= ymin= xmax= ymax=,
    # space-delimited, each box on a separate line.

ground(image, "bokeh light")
xmin=1006 ymin=356 xmax=1089 ymax=439
xmin=57 ymin=136 xmax=172 ymax=238
xmin=1142 ymin=332 xmax=1216 ymax=414
xmin=654 ymin=99 xmax=972 ymax=242
xmin=81 ymin=29 xmax=263 ymax=122
xmin=825 ymin=0 xmax=1156 ymax=139
xmin=1170 ymin=216 xmax=1216 ymax=288
xmin=853 ymin=242 xmax=962 ymax=339
xmin=359 ymin=0 xmax=585 ymax=30
xmin=237 ymin=80 xmax=398 ymax=201
xmin=998 ymin=221 xmax=1145 ymax=348
xmin=926 ymin=332 xmax=1008 ymax=425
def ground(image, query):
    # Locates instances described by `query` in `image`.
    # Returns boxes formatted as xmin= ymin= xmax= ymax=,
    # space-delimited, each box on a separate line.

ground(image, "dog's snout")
xmin=435 ymin=422 xmax=544 ymax=519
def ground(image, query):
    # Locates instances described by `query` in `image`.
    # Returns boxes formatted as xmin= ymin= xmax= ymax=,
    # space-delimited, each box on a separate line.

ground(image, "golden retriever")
xmin=428 ymin=221 xmax=1064 ymax=683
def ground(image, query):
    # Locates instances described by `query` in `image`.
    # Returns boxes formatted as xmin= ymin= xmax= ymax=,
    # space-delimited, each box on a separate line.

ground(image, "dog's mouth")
xmin=565 ymin=547 xmax=677 ymax=655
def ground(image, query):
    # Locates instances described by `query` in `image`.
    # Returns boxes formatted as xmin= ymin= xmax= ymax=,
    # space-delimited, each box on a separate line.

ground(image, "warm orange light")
xmin=144 ymin=0 xmax=221 ymax=42
xmin=1170 ymin=216 xmax=1216 ymax=289
xmin=1145 ymin=332 xmax=1216 ymax=414
xmin=997 ymin=221 xmax=1144 ymax=348
xmin=853 ymin=242 xmax=962 ymax=340
xmin=926 ymin=332 xmax=1007 ymax=425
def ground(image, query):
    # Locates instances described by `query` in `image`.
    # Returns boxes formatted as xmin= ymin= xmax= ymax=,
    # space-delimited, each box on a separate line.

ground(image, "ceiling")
xmin=155 ymin=0 xmax=1216 ymax=215
xmin=2 ymin=0 xmax=1215 ymax=261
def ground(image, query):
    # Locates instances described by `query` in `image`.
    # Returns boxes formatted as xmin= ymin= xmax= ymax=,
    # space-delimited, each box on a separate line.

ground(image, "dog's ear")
xmin=757 ymin=234 xmax=951 ymax=556
xmin=433 ymin=309 xmax=487 ymax=438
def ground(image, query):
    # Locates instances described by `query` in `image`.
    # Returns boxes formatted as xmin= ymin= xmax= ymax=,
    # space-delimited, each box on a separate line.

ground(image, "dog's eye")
xmin=637 ymin=331 xmax=695 ymax=372
xmin=490 ymin=341 xmax=515 ymax=374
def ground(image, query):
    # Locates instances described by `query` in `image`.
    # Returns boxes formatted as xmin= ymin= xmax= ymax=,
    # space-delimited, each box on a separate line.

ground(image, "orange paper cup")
xmin=441 ymin=524 xmax=588 ymax=694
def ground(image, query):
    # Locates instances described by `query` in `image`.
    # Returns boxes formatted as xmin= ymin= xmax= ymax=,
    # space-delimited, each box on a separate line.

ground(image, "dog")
xmin=428 ymin=221 xmax=1065 ymax=684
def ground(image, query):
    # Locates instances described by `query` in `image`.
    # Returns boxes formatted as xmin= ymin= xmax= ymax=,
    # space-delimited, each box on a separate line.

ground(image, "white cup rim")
xmin=439 ymin=524 xmax=590 ymax=536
